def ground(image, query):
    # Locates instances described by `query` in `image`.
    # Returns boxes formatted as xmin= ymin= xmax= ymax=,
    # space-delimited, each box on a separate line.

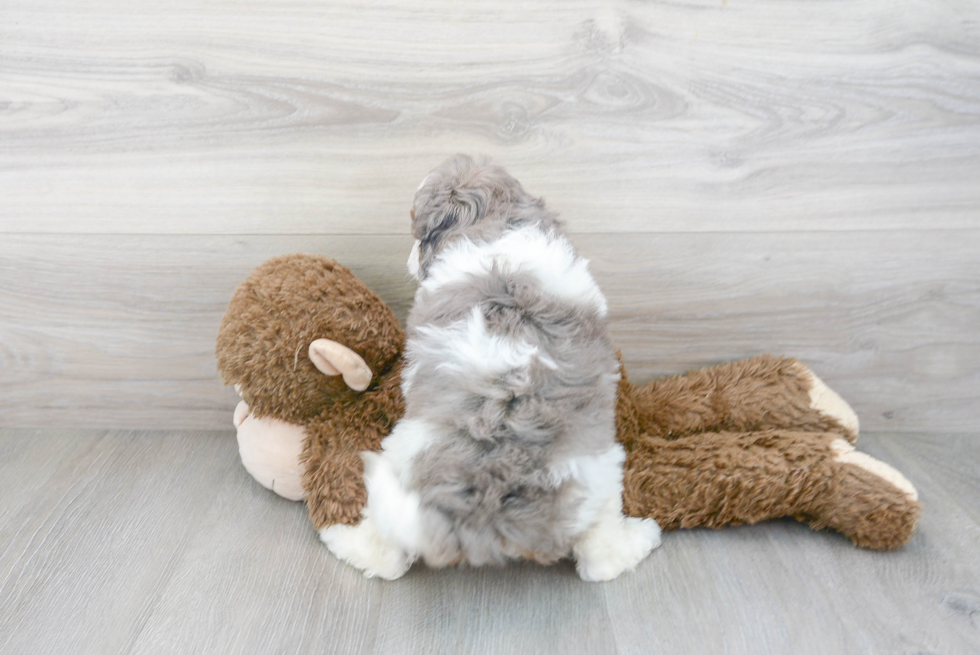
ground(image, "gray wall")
xmin=2 ymin=0 xmax=978 ymax=431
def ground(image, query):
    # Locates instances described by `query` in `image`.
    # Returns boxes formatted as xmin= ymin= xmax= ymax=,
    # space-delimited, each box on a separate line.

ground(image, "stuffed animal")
xmin=216 ymin=253 xmax=920 ymax=552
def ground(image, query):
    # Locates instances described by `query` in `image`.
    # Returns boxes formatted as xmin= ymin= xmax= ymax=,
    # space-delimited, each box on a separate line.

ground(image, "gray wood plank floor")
xmin=2 ymin=429 xmax=977 ymax=655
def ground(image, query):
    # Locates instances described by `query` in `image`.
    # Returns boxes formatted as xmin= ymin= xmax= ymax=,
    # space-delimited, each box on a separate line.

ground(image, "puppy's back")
xmin=403 ymin=221 xmax=621 ymax=567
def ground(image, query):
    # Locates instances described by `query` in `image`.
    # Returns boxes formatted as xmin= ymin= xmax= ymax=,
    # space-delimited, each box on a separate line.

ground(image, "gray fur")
xmin=404 ymin=154 xmax=620 ymax=567
xmin=411 ymin=154 xmax=565 ymax=278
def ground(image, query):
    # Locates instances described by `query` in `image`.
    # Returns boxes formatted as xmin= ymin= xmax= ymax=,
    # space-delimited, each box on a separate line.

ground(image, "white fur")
xmin=546 ymin=445 xmax=627 ymax=533
xmin=420 ymin=225 xmax=608 ymax=317
xmin=321 ymin=418 xmax=441 ymax=579
xmin=374 ymin=417 xmax=438 ymax=487
xmin=573 ymin=493 xmax=662 ymax=582
xmin=546 ymin=443 xmax=663 ymax=579
xmin=361 ymin=452 xmax=423 ymax=554
xmin=400 ymin=359 xmax=419 ymax=395
xmin=486 ymin=464 xmax=658 ymax=574
xmin=361 ymin=418 xmax=440 ymax=554
xmin=407 ymin=239 xmax=421 ymax=280
xmin=409 ymin=306 xmax=555 ymax=397
xmin=320 ymin=516 xmax=412 ymax=580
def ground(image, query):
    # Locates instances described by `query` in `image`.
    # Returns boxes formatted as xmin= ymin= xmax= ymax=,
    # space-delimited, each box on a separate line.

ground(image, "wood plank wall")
xmin=2 ymin=0 xmax=978 ymax=431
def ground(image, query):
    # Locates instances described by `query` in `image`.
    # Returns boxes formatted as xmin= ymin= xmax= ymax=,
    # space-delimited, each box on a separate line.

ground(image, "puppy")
xmin=322 ymin=154 xmax=661 ymax=581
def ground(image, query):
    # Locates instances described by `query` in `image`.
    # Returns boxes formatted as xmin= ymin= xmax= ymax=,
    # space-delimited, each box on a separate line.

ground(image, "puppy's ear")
xmin=418 ymin=186 xmax=491 ymax=273
xmin=414 ymin=153 xmax=499 ymax=276
xmin=418 ymin=202 xmax=463 ymax=275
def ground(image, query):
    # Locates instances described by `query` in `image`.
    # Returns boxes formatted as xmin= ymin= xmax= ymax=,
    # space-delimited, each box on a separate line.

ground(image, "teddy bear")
xmin=216 ymin=253 xmax=921 ymax=552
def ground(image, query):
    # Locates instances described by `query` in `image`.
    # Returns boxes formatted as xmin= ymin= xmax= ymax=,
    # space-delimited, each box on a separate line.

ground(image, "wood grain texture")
xmin=602 ymin=525 xmax=860 ymax=654
xmin=594 ymin=230 xmax=980 ymax=433
xmin=0 ymin=234 xmax=417 ymax=429
xmin=1 ymin=1 xmax=978 ymax=431
xmin=0 ymin=429 xmax=240 ymax=655
xmin=127 ymin=447 xmax=383 ymax=655
xmin=372 ymin=563 xmax=617 ymax=655
xmin=0 ymin=430 xmax=106 ymax=526
xmin=1 ymin=1 xmax=979 ymax=234
xmin=796 ymin=433 xmax=980 ymax=654
xmin=596 ymin=433 xmax=980 ymax=655
xmin=2 ymin=230 xmax=977 ymax=431
xmin=1 ymin=430 xmax=977 ymax=655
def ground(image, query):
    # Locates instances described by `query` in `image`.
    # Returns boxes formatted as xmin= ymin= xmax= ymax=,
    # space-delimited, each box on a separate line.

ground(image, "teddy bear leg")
xmin=302 ymin=438 xmax=372 ymax=531
xmin=622 ymin=429 xmax=834 ymax=531
xmin=804 ymin=438 xmax=921 ymax=550
xmin=622 ymin=428 xmax=919 ymax=549
xmin=626 ymin=355 xmax=858 ymax=441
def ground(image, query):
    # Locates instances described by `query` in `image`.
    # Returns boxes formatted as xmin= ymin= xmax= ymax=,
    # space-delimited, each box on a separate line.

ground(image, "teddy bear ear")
xmin=308 ymin=339 xmax=373 ymax=392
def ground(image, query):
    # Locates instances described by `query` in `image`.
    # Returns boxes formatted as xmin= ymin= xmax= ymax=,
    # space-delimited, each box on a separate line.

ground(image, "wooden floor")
xmin=1 ymin=429 xmax=977 ymax=655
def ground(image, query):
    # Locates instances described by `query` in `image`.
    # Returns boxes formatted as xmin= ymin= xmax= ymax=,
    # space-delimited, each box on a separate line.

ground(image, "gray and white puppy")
xmin=321 ymin=154 xmax=661 ymax=581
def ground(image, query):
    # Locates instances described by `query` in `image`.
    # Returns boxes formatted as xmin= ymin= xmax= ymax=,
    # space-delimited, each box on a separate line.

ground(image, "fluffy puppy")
xmin=322 ymin=155 xmax=661 ymax=581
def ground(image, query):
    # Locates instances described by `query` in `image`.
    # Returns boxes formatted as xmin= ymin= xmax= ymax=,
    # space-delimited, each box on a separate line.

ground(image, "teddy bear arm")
xmin=803 ymin=439 xmax=920 ymax=550
xmin=628 ymin=355 xmax=858 ymax=441
xmin=301 ymin=427 xmax=370 ymax=531
xmin=299 ymin=367 xmax=403 ymax=532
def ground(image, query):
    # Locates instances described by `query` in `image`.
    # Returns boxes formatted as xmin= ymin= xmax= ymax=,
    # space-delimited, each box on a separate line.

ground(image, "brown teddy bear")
xmin=216 ymin=253 xmax=921 ymax=552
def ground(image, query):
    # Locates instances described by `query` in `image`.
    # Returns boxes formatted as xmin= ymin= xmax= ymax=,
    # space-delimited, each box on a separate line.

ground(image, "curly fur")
xmin=354 ymin=154 xmax=658 ymax=577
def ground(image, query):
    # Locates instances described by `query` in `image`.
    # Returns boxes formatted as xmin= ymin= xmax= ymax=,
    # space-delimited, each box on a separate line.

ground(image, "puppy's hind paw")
xmin=320 ymin=520 xmax=412 ymax=580
xmin=574 ymin=516 xmax=661 ymax=582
